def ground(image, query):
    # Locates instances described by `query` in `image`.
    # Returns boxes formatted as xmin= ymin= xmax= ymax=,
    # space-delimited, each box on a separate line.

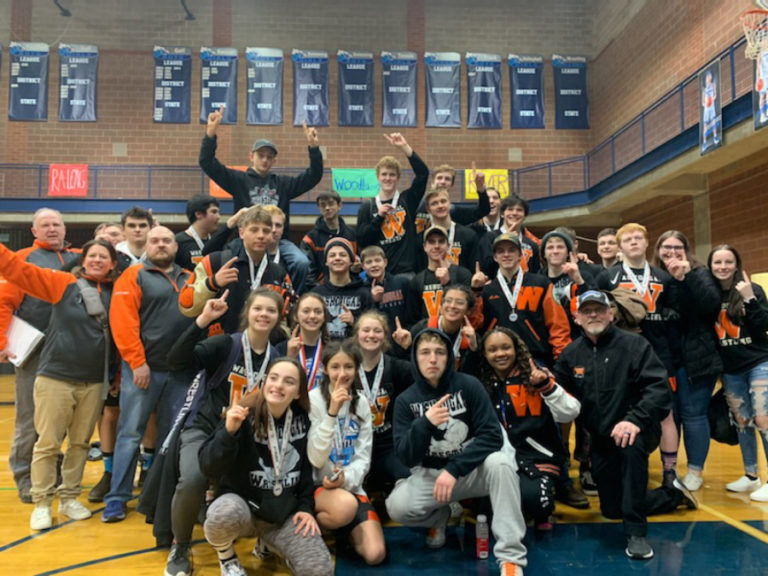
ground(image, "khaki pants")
xmin=30 ymin=375 xmax=104 ymax=505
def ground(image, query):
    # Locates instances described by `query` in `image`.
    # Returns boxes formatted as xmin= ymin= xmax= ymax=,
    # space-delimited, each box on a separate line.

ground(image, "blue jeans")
xmin=105 ymin=362 xmax=193 ymax=504
xmin=675 ymin=368 xmax=717 ymax=472
xmin=279 ymin=239 xmax=309 ymax=294
xmin=722 ymin=361 xmax=768 ymax=475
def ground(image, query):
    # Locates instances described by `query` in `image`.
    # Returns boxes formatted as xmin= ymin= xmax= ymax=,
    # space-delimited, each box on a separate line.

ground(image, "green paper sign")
xmin=331 ymin=168 xmax=380 ymax=198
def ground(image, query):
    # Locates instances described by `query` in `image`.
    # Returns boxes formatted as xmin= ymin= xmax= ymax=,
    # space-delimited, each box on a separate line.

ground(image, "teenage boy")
xmin=117 ymin=206 xmax=153 ymax=268
xmin=597 ymin=223 xmax=681 ymax=487
xmin=475 ymin=233 xmax=570 ymax=367
xmin=310 ymin=238 xmax=372 ymax=340
xmin=357 ymin=133 xmax=429 ymax=276
xmin=386 ymin=329 xmax=527 ymax=575
xmin=300 ymin=190 xmax=356 ymax=289
xmin=407 ymin=226 xmax=472 ymax=326
xmin=597 ymin=228 xmax=620 ymax=268
xmin=360 ymin=245 xmax=409 ymax=336
xmin=175 ymin=195 xmax=221 ymax=270
xmin=477 ymin=195 xmax=541 ymax=276
xmin=179 ymin=206 xmax=292 ymax=335
xmin=199 ymin=106 xmax=317 ymax=291
xmin=420 ymin=188 xmax=478 ymax=270
xmin=469 ymin=186 xmax=502 ymax=239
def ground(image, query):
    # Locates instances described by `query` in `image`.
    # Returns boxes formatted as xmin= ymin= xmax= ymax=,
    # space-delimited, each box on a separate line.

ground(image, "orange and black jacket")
xmin=0 ymin=243 xmax=112 ymax=382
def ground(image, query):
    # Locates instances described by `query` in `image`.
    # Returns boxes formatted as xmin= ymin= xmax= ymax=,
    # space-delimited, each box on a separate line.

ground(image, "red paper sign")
xmin=208 ymin=166 xmax=247 ymax=199
xmin=48 ymin=164 xmax=89 ymax=197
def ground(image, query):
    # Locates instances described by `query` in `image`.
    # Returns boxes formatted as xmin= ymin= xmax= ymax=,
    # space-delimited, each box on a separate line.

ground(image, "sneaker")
xmin=101 ymin=500 xmax=127 ymax=523
xmin=672 ymin=477 xmax=698 ymax=510
xmin=219 ymin=556 xmax=247 ymax=576
xmin=165 ymin=542 xmax=192 ymax=576
xmin=59 ymin=499 xmax=92 ymax=521
xmin=500 ymin=562 xmax=524 ymax=575
xmin=726 ymin=475 xmax=762 ymax=493
xmin=449 ymin=501 xmax=464 ymax=520
xmin=556 ymin=484 xmax=590 ymax=509
xmin=425 ymin=525 xmax=446 ymax=549
xmin=662 ymin=469 xmax=677 ymax=489
xmin=252 ymin=538 xmax=273 ymax=560
xmin=30 ymin=504 xmax=52 ymax=531
xmin=680 ymin=472 xmax=703 ymax=492
xmin=87 ymin=442 xmax=103 ymax=462
xmin=579 ymin=470 xmax=598 ymax=496
xmin=625 ymin=535 xmax=654 ymax=559
xmin=88 ymin=471 xmax=112 ymax=503
xmin=749 ymin=482 xmax=768 ymax=502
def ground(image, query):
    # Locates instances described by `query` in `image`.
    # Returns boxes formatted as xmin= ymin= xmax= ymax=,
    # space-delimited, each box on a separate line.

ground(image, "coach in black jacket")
xmin=553 ymin=290 xmax=695 ymax=561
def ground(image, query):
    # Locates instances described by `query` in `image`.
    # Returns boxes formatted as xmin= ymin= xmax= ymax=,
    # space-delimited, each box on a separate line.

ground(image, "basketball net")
xmin=741 ymin=9 xmax=768 ymax=59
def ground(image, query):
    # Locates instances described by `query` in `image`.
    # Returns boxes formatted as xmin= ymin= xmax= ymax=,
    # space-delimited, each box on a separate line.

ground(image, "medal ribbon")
xmin=497 ymin=268 xmax=524 ymax=316
xmin=247 ymin=253 xmax=269 ymax=290
xmin=358 ymin=356 xmax=384 ymax=409
xmin=267 ymin=408 xmax=293 ymax=490
xmin=622 ymin=261 xmax=650 ymax=296
xmin=299 ymin=341 xmax=323 ymax=391
xmin=241 ymin=332 xmax=272 ymax=394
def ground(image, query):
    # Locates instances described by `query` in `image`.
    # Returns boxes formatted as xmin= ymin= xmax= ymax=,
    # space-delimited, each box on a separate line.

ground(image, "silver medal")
xmin=509 ymin=312 xmax=518 ymax=322
xmin=272 ymin=483 xmax=283 ymax=496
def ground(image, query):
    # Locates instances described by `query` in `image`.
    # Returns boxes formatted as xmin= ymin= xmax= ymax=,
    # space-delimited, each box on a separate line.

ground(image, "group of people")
xmin=0 ymin=115 xmax=766 ymax=576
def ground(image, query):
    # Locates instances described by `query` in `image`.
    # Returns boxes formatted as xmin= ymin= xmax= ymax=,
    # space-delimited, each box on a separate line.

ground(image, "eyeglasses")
xmin=660 ymin=244 xmax=685 ymax=251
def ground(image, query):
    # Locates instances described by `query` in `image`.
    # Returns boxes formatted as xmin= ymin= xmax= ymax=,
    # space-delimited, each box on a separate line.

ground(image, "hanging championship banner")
xmin=382 ymin=51 xmax=417 ymax=127
xmin=466 ymin=53 xmax=501 ymax=129
xmin=509 ymin=55 xmax=544 ymax=129
xmin=553 ymin=55 xmax=588 ymax=129
xmin=59 ymin=44 xmax=98 ymax=122
xmin=425 ymin=52 xmax=461 ymax=128
xmin=338 ymin=50 xmax=373 ymax=127
xmin=292 ymin=50 xmax=329 ymax=126
xmin=699 ymin=60 xmax=722 ymax=155
xmin=246 ymin=48 xmax=283 ymax=125
xmin=200 ymin=47 xmax=238 ymax=124
xmin=9 ymin=42 xmax=49 ymax=121
xmin=754 ymin=52 xmax=768 ymax=130
xmin=153 ymin=46 xmax=191 ymax=123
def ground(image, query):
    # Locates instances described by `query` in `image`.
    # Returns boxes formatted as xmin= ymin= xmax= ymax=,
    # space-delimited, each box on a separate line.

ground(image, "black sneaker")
xmin=579 ymin=470 xmax=598 ymax=496
xmin=625 ymin=535 xmax=654 ymax=559
xmin=88 ymin=471 xmax=112 ymax=503
xmin=165 ymin=542 xmax=191 ymax=576
xmin=137 ymin=467 xmax=148 ymax=488
xmin=556 ymin=484 xmax=590 ymax=509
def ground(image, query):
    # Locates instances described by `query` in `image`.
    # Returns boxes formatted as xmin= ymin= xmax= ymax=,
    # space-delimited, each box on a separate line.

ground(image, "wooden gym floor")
xmin=0 ymin=375 xmax=766 ymax=575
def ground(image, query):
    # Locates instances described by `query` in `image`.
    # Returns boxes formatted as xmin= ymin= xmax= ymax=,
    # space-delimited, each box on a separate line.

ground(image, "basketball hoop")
xmin=741 ymin=9 xmax=768 ymax=59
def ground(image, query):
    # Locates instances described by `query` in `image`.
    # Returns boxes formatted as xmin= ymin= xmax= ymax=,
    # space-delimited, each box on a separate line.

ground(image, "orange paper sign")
xmin=208 ymin=166 xmax=248 ymax=199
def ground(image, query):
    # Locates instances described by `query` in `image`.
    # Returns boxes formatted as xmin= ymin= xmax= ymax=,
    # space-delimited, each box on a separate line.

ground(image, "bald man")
xmin=0 ymin=209 xmax=78 ymax=503
xmin=102 ymin=226 xmax=196 ymax=522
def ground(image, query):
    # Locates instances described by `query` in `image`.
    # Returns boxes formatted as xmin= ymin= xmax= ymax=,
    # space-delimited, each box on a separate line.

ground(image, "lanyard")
xmin=266 ymin=408 xmax=293 ymax=492
xmin=358 ymin=356 xmax=384 ymax=408
xmin=622 ymin=261 xmax=650 ymax=296
xmin=484 ymin=218 xmax=500 ymax=232
xmin=439 ymin=316 xmax=463 ymax=361
xmin=497 ymin=268 xmax=525 ymax=319
xmin=241 ymin=332 xmax=271 ymax=394
xmin=185 ymin=226 xmax=206 ymax=250
xmin=299 ymin=341 xmax=323 ymax=391
xmin=333 ymin=400 xmax=353 ymax=465
xmin=272 ymin=248 xmax=280 ymax=264
xmin=247 ymin=253 xmax=269 ymax=290
xmin=375 ymin=190 xmax=400 ymax=213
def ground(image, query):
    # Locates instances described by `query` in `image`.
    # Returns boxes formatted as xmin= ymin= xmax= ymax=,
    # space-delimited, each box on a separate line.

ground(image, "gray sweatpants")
xmin=9 ymin=352 xmax=40 ymax=494
xmin=386 ymin=444 xmax=527 ymax=567
xmin=171 ymin=427 xmax=208 ymax=545
xmin=204 ymin=492 xmax=332 ymax=576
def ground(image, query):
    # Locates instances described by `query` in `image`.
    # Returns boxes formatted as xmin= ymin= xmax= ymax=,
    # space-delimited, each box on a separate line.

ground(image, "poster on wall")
xmin=553 ymin=55 xmax=588 ymax=129
xmin=48 ymin=164 xmax=88 ymax=197
xmin=293 ymin=50 xmax=329 ymax=126
xmin=753 ymin=51 xmax=768 ymax=130
xmin=9 ymin=42 xmax=49 ymax=121
xmin=508 ymin=55 xmax=544 ymax=129
xmin=199 ymin=47 xmax=238 ymax=124
xmin=466 ymin=53 xmax=501 ymax=129
xmin=699 ymin=60 xmax=722 ymax=155
xmin=338 ymin=50 xmax=374 ymax=127
xmin=382 ymin=51 xmax=417 ymax=127
xmin=425 ymin=52 xmax=461 ymax=128
xmin=153 ymin=46 xmax=191 ymax=124
xmin=59 ymin=44 xmax=98 ymax=122
xmin=246 ymin=47 xmax=283 ymax=125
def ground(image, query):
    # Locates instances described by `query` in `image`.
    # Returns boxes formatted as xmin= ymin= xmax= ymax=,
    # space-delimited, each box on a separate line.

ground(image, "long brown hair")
xmin=319 ymin=339 xmax=362 ymax=414
xmin=240 ymin=357 xmax=310 ymax=440
xmin=74 ymin=239 xmax=120 ymax=281
xmin=708 ymin=244 xmax=746 ymax=322
xmin=289 ymin=292 xmax=330 ymax=344
xmin=651 ymin=230 xmax=702 ymax=270
xmin=238 ymin=287 xmax=284 ymax=333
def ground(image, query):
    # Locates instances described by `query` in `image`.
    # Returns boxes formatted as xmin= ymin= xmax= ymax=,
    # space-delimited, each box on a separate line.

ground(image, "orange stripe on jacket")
xmin=109 ymin=264 xmax=146 ymax=370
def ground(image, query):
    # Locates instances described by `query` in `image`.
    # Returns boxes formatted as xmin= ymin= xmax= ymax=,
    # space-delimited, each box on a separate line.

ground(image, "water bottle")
xmin=476 ymin=514 xmax=489 ymax=559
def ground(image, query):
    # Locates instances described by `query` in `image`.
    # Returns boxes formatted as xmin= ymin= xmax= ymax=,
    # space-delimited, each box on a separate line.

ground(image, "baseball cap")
xmin=492 ymin=233 xmax=521 ymax=250
xmin=577 ymin=290 xmax=611 ymax=309
xmin=423 ymin=225 xmax=449 ymax=241
xmin=252 ymin=139 xmax=278 ymax=154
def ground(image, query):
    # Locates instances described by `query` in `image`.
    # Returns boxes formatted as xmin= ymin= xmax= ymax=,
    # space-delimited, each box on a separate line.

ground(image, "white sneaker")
xmin=681 ymin=472 xmax=703 ymax=491
xmin=219 ymin=557 xmax=247 ymax=576
xmin=30 ymin=505 xmax=52 ymax=530
xmin=749 ymin=482 xmax=768 ymax=502
xmin=726 ymin=475 xmax=762 ymax=493
xmin=59 ymin=499 xmax=92 ymax=521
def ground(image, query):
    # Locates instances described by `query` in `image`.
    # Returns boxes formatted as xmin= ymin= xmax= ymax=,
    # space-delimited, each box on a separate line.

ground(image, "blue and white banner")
xmin=699 ymin=61 xmax=722 ymax=155
xmin=153 ymin=46 xmax=191 ymax=124
xmin=246 ymin=47 xmax=283 ymax=125
xmin=382 ymin=51 xmax=417 ymax=127
xmin=200 ymin=47 xmax=238 ymax=124
xmin=509 ymin=55 xmax=544 ymax=129
xmin=466 ymin=53 xmax=501 ymax=129
xmin=753 ymin=52 xmax=768 ymax=130
xmin=553 ymin=55 xmax=588 ymax=129
xmin=338 ymin=50 xmax=373 ymax=127
xmin=9 ymin=42 xmax=49 ymax=121
xmin=59 ymin=43 xmax=97 ymax=122
xmin=293 ymin=50 xmax=329 ymax=126
xmin=425 ymin=52 xmax=461 ymax=128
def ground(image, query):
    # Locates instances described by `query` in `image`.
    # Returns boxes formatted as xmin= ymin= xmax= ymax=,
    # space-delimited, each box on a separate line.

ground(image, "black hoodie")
xmin=310 ymin=279 xmax=373 ymax=340
xmin=300 ymin=216 xmax=357 ymax=290
xmin=392 ymin=328 xmax=504 ymax=479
